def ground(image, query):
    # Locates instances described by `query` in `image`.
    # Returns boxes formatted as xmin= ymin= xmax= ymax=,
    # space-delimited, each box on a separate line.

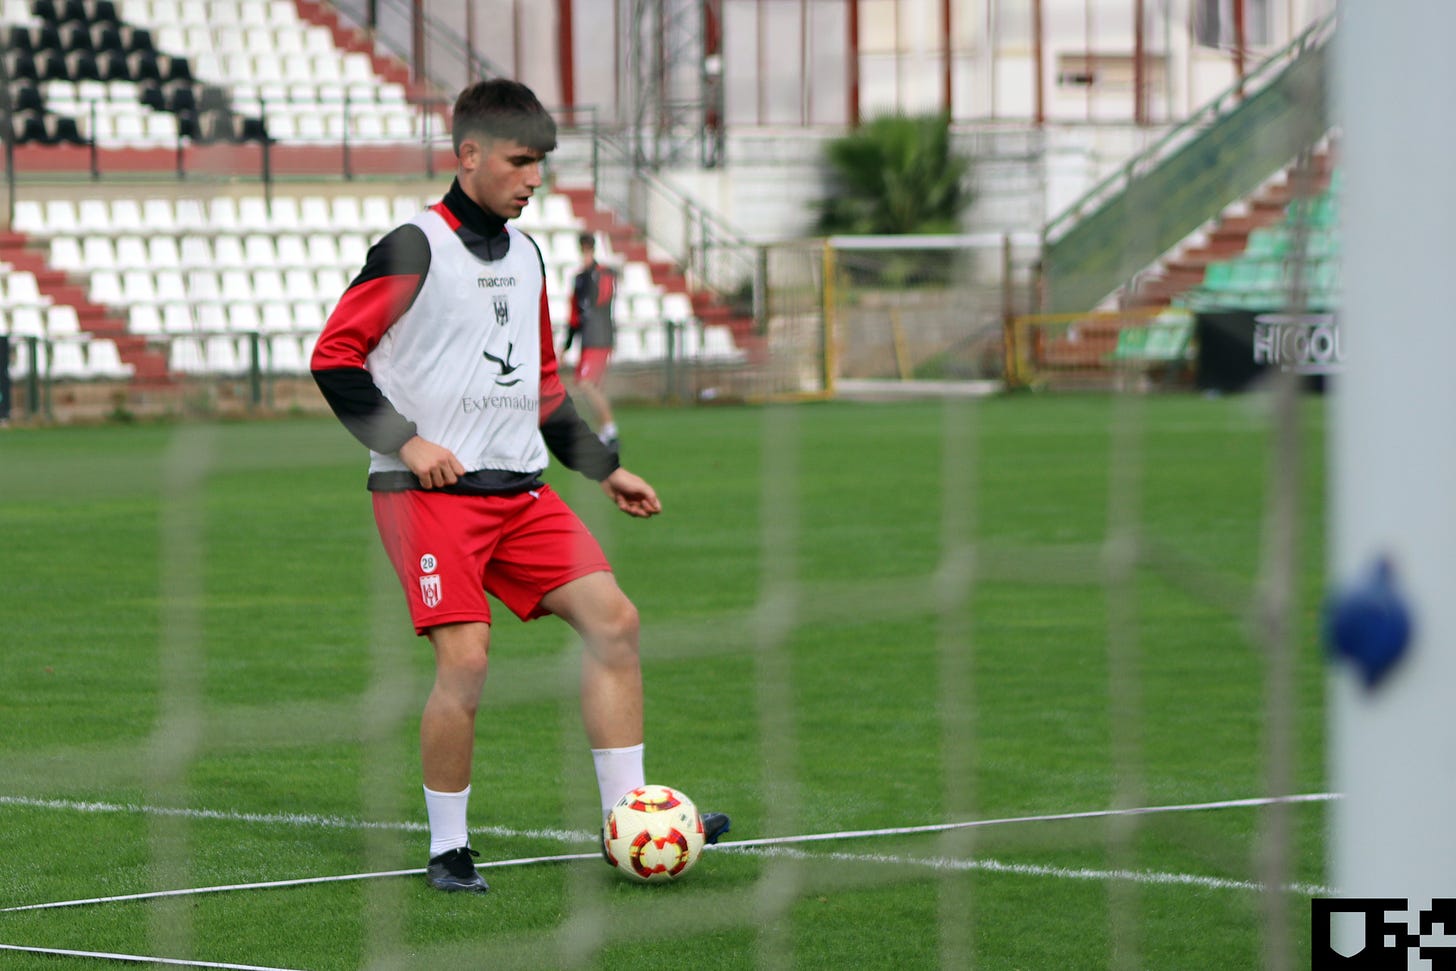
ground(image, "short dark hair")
xmin=451 ymin=79 xmax=557 ymax=155
xmin=578 ymin=232 xmax=596 ymax=248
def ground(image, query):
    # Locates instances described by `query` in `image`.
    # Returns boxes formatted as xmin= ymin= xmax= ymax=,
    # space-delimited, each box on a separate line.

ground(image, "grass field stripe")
xmin=709 ymin=792 xmax=1340 ymax=850
xmin=728 ymin=845 xmax=1335 ymax=897
xmin=0 ymin=943 xmax=303 ymax=970
xmin=0 ymin=853 xmax=600 ymax=914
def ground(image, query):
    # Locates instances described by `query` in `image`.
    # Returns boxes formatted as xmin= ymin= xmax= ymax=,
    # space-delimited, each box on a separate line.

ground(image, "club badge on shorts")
xmin=419 ymin=553 xmax=442 ymax=607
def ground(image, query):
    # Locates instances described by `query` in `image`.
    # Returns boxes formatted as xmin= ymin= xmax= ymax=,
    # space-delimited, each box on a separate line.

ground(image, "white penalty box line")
xmin=0 ymin=791 xmax=1337 ymax=917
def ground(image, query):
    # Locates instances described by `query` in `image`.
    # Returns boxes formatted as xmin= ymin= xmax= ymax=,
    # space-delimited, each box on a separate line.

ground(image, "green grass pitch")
xmin=0 ymin=395 xmax=1329 ymax=968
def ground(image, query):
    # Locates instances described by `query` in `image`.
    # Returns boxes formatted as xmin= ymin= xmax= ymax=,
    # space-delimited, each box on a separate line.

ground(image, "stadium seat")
xmin=701 ymin=325 xmax=743 ymax=360
xmin=194 ymin=302 xmax=228 ymax=332
xmin=291 ymin=299 xmax=324 ymax=331
xmin=259 ymin=301 xmax=292 ymax=332
xmin=251 ymin=268 xmax=285 ymax=301
xmin=220 ymin=269 xmax=254 ymax=304
xmin=160 ymin=301 xmax=194 ymax=333
xmin=168 ymin=335 xmax=205 ymax=374
xmin=154 ymin=270 xmax=187 ymax=303
xmin=114 ymin=235 xmax=151 ymax=269
xmin=12 ymin=200 xmax=47 ymax=236
xmin=337 ymin=234 xmax=369 ymax=271
xmin=49 ymin=236 xmax=85 ymax=272
xmin=8 ymin=307 xmax=46 ymax=338
xmin=121 ymin=269 xmax=158 ymax=304
xmin=129 ymin=304 xmax=163 ymax=335
xmin=212 ymin=235 xmax=246 ymax=268
xmin=226 ymin=302 xmax=260 ymax=333
xmin=185 ymin=270 xmax=222 ymax=303
xmin=6 ymin=271 xmax=48 ymax=308
xmin=203 ymin=333 xmax=244 ymax=374
xmin=660 ymin=292 xmax=696 ymax=325
xmin=267 ymin=333 xmax=306 ymax=374
xmin=87 ymin=338 xmax=135 ymax=379
xmin=45 ymin=304 xmax=81 ymax=336
xmin=283 ymin=267 xmax=318 ymax=301
xmin=243 ymin=233 xmax=279 ymax=268
xmin=48 ymin=340 xmax=90 ymax=379
xmin=89 ymin=267 xmax=125 ymax=305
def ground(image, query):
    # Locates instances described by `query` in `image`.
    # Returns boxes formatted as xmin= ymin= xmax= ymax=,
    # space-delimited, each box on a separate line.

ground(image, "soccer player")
xmin=563 ymin=232 xmax=618 ymax=447
xmin=310 ymin=78 xmax=728 ymax=894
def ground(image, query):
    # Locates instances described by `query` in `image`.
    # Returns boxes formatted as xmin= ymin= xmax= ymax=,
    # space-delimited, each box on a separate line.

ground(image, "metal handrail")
xmin=594 ymin=128 xmax=759 ymax=308
xmin=327 ymin=0 xmax=509 ymax=90
xmin=1043 ymin=11 xmax=1338 ymax=246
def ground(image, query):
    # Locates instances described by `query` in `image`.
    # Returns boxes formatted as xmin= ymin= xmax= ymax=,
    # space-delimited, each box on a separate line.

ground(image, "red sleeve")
xmin=311 ymin=275 xmax=422 ymax=368
xmin=539 ymin=284 xmax=568 ymax=422
xmin=310 ymin=224 xmax=430 ymax=453
xmin=310 ymin=224 xmax=431 ymax=370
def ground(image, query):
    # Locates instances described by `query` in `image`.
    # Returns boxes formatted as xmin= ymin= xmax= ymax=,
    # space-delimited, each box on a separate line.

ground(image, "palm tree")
xmin=816 ymin=113 xmax=972 ymax=236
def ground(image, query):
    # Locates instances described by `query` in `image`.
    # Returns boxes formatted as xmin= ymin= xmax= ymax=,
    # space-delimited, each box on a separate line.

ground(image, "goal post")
xmin=1329 ymin=0 xmax=1456 ymax=919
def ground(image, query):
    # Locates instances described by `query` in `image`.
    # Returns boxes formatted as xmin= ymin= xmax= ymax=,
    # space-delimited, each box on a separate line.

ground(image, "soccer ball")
xmin=603 ymin=784 xmax=705 ymax=882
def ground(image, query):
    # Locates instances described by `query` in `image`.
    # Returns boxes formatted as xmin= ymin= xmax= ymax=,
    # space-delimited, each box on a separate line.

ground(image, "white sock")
xmin=592 ymin=743 xmax=644 ymax=821
xmin=423 ymin=784 xmax=471 ymax=858
xmin=599 ymin=421 xmax=618 ymax=442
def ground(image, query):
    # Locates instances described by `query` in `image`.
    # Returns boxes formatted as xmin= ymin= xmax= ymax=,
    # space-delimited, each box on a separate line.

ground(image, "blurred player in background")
xmin=564 ymin=232 xmax=619 ymax=448
xmin=309 ymin=78 xmax=727 ymax=894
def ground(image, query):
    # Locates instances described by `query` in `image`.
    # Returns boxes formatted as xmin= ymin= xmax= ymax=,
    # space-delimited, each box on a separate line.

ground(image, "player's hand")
xmin=601 ymin=467 xmax=661 ymax=518
xmin=399 ymin=435 xmax=466 ymax=489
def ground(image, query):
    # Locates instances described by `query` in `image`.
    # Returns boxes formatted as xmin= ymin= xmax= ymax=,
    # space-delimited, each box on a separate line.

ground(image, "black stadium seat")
xmin=58 ymin=20 xmax=91 ymax=52
xmin=33 ymin=50 xmax=69 ymax=82
xmin=82 ymin=0 xmax=117 ymax=21
xmin=9 ymin=109 xmax=85 ymax=145
xmin=27 ymin=22 xmax=61 ymax=51
xmin=6 ymin=79 xmax=43 ymax=113
xmin=4 ymin=24 xmax=33 ymax=53
xmin=117 ymin=24 xmax=151 ymax=54
xmin=125 ymin=49 xmax=160 ymax=82
xmin=64 ymin=50 xmax=100 ymax=82
xmin=88 ymin=22 xmax=123 ymax=55
xmin=163 ymin=80 xmax=196 ymax=113
xmin=156 ymin=54 xmax=191 ymax=83
xmin=3 ymin=50 xmax=37 ymax=81
xmin=94 ymin=49 xmax=130 ymax=81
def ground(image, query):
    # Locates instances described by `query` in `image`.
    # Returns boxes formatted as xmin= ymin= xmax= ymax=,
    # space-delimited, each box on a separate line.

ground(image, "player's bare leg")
xmin=421 ymin=621 xmax=492 ymax=893
xmin=541 ymin=573 xmax=731 ymax=853
xmin=540 ymin=571 xmax=642 ymax=749
xmin=422 ymin=621 xmax=492 ymax=790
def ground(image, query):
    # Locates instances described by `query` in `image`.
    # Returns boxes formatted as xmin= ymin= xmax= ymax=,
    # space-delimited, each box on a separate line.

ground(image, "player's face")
xmin=459 ymin=136 xmax=545 ymax=221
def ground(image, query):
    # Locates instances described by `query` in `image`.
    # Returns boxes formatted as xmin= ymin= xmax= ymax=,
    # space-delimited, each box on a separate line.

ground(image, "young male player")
xmin=563 ymin=232 xmax=618 ymax=447
xmin=310 ymin=78 xmax=728 ymax=894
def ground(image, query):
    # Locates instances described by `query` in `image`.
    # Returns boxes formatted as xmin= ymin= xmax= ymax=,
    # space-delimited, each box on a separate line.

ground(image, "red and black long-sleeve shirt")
xmin=311 ymin=179 xmax=619 ymax=493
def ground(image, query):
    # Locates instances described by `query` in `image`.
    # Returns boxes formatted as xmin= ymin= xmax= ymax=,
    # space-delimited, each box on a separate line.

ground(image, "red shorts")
xmin=371 ymin=485 xmax=611 ymax=635
xmin=575 ymin=347 xmax=611 ymax=384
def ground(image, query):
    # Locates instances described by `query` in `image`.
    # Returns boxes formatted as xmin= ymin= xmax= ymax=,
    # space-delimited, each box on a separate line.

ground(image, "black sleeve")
xmin=541 ymin=394 xmax=621 ymax=482
xmin=313 ymin=368 xmax=418 ymax=455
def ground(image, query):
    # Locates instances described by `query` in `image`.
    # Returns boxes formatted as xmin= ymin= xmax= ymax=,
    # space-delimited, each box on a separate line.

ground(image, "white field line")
xmin=0 ymin=791 xmax=1338 ymax=916
xmin=0 ymin=853 xmax=600 ymax=914
xmin=715 ymin=791 xmax=1342 ymax=849
xmin=0 ymin=791 xmax=1338 ymax=849
xmin=0 ymin=795 xmax=590 ymax=843
xmin=721 ymin=845 xmax=1335 ymax=897
xmin=0 ymin=943 xmax=305 ymax=970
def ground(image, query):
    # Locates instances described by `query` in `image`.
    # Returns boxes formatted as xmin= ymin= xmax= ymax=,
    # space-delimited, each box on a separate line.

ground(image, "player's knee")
xmin=594 ymin=596 xmax=640 ymax=665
